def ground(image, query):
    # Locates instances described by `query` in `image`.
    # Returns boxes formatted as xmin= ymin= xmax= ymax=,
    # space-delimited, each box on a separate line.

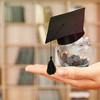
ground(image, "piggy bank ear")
xmin=83 ymin=37 xmax=91 ymax=46
xmin=84 ymin=37 xmax=89 ymax=41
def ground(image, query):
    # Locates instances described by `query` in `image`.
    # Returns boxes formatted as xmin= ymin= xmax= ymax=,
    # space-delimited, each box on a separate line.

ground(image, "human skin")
xmin=25 ymin=62 xmax=100 ymax=90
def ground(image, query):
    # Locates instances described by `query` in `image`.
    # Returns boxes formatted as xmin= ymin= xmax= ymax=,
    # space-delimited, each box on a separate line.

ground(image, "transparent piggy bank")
xmin=56 ymin=37 xmax=94 ymax=67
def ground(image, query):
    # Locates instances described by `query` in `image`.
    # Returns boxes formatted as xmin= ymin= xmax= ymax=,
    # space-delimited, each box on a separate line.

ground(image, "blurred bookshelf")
xmin=0 ymin=0 xmax=100 ymax=100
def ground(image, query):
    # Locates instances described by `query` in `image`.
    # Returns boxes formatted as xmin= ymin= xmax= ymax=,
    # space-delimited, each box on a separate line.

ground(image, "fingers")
xmin=25 ymin=64 xmax=66 ymax=80
xmin=25 ymin=64 xmax=47 ymax=75
xmin=25 ymin=64 xmax=77 ymax=85
xmin=71 ymin=79 xmax=96 ymax=90
xmin=61 ymin=67 xmax=94 ymax=80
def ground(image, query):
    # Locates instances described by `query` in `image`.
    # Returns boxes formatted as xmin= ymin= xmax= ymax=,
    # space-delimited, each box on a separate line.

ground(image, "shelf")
xmin=6 ymin=44 xmax=51 ymax=47
xmin=4 ymin=43 xmax=100 ymax=47
xmin=6 ymin=22 xmax=48 ymax=26
xmin=1 ymin=0 xmax=35 ymax=4
xmin=38 ymin=85 xmax=67 ymax=89
xmin=0 ymin=23 xmax=48 ymax=27
xmin=66 ymin=0 xmax=100 ymax=3
xmin=7 ymin=64 xmax=27 ymax=69
xmin=0 ymin=44 xmax=51 ymax=48
xmin=2 ymin=21 xmax=100 ymax=27
xmin=36 ymin=0 xmax=66 ymax=3
xmin=0 ymin=0 xmax=100 ymax=5
xmin=1 ymin=21 xmax=100 ymax=27
xmin=0 ymin=0 xmax=66 ymax=3
xmin=5 ymin=22 xmax=36 ymax=26
xmin=7 ymin=85 xmax=36 ymax=89
xmin=7 ymin=85 xmax=67 ymax=90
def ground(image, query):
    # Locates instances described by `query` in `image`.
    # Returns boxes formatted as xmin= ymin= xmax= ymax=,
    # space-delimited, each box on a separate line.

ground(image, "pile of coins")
xmin=57 ymin=50 xmax=89 ymax=67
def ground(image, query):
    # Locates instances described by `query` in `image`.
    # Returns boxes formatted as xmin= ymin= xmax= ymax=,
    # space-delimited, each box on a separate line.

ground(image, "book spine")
xmin=21 ymin=6 xmax=25 ymax=22
xmin=18 ymin=68 xmax=25 ymax=85
xmin=38 ymin=90 xmax=60 ymax=100
xmin=8 ymin=6 xmax=12 ymax=22
xmin=70 ymin=92 xmax=90 ymax=100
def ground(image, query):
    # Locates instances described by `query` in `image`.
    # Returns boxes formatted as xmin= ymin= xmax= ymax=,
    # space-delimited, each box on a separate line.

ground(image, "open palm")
xmin=25 ymin=62 xmax=100 ymax=90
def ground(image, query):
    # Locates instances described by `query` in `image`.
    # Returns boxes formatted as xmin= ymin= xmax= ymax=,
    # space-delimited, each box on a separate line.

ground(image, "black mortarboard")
xmin=45 ymin=8 xmax=85 ymax=75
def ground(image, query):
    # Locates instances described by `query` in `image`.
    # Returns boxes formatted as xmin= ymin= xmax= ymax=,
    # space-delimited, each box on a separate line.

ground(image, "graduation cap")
xmin=45 ymin=7 xmax=85 ymax=75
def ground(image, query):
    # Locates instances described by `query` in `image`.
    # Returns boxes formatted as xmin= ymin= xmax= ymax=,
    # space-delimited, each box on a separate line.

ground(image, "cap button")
xmin=62 ymin=23 xmax=65 ymax=26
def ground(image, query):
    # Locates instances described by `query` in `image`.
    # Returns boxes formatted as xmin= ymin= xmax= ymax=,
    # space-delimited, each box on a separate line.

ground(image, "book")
xmin=38 ymin=89 xmax=60 ymax=100
xmin=0 ymin=89 xmax=1 ymax=100
xmin=18 ymin=68 xmax=34 ymax=85
xmin=0 ymin=68 xmax=1 ymax=85
xmin=36 ymin=5 xmax=51 ymax=44
xmin=16 ymin=47 xmax=34 ymax=85
xmin=36 ymin=4 xmax=44 ymax=24
xmin=36 ymin=4 xmax=51 ymax=24
xmin=15 ymin=47 xmax=34 ymax=64
xmin=55 ymin=81 xmax=65 ymax=85
xmin=70 ymin=87 xmax=89 ymax=100
xmin=38 ymin=25 xmax=47 ymax=44
xmin=43 ymin=6 xmax=51 ymax=23
xmin=5 ymin=5 xmax=24 ymax=22
xmin=70 ymin=91 xmax=89 ymax=100
xmin=38 ymin=75 xmax=54 ymax=86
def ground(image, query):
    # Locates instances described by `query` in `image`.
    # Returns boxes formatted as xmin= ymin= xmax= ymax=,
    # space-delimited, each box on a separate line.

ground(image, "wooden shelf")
xmin=6 ymin=44 xmax=50 ymax=47
xmin=64 ymin=0 xmax=100 ymax=3
xmin=38 ymin=85 xmax=66 ymax=89
xmin=4 ymin=43 xmax=100 ymax=48
xmin=5 ymin=22 xmax=36 ymax=26
xmin=0 ymin=0 xmax=66 ymax=3
xmin=7 ymin=64 xmax=27 ymax=69
xmin=1 ymin=21 xmax=100 ymax=27
xmin=7 ymin=85 xmax=66 ymax=89
xmin=4 ymin=0 xmax=99 ymax=3
xmin=7 ymin=85 xmax=36 ymax=89
xmin=0 ymin=0 xmax=100 ymax=4
xmin=36 ymin=0 xmax=66 ymax=3
xmin=0 ymin=22 xmax=48 ymax=26
xmin=6 ymin=22 xmax=48 ymax=26
xmin=0 ymin=42 xmax=99 ymax=48
xmin=1 ymin=0 xmax=35 ymax=4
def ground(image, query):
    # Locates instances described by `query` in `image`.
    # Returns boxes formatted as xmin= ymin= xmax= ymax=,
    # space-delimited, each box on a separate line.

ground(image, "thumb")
xmin=59 ymin=67 xmax=92 ymax=80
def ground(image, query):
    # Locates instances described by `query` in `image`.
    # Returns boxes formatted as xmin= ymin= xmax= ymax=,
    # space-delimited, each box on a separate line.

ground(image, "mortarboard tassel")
xmin=47 ymin=56 xmax=56 ymax=75
xmin=47 ymin=42 xmax=56 ymax=75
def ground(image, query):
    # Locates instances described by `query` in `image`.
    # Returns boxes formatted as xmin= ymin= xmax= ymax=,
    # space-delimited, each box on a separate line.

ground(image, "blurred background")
xmin=0 ymin=0 xmax=100 ymax=100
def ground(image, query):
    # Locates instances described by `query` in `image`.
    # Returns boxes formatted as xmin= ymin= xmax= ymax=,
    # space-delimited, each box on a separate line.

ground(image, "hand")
xmin=25 ymin=62 xmax=100 ymax=90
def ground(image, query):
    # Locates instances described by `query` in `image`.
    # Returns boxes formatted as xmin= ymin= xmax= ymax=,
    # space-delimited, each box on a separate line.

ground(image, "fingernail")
xmin=25 ymin=66 xmax=31 ymax=71
xmin=59 ymin=69 xmax=67 ymax=76
xmin=25 ymin=67 xmax=28 ymax=71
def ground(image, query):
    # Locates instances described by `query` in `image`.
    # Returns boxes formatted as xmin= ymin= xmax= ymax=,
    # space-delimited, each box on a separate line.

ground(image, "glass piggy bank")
xmin=56 ymin=37 xmax=94 ymax=67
